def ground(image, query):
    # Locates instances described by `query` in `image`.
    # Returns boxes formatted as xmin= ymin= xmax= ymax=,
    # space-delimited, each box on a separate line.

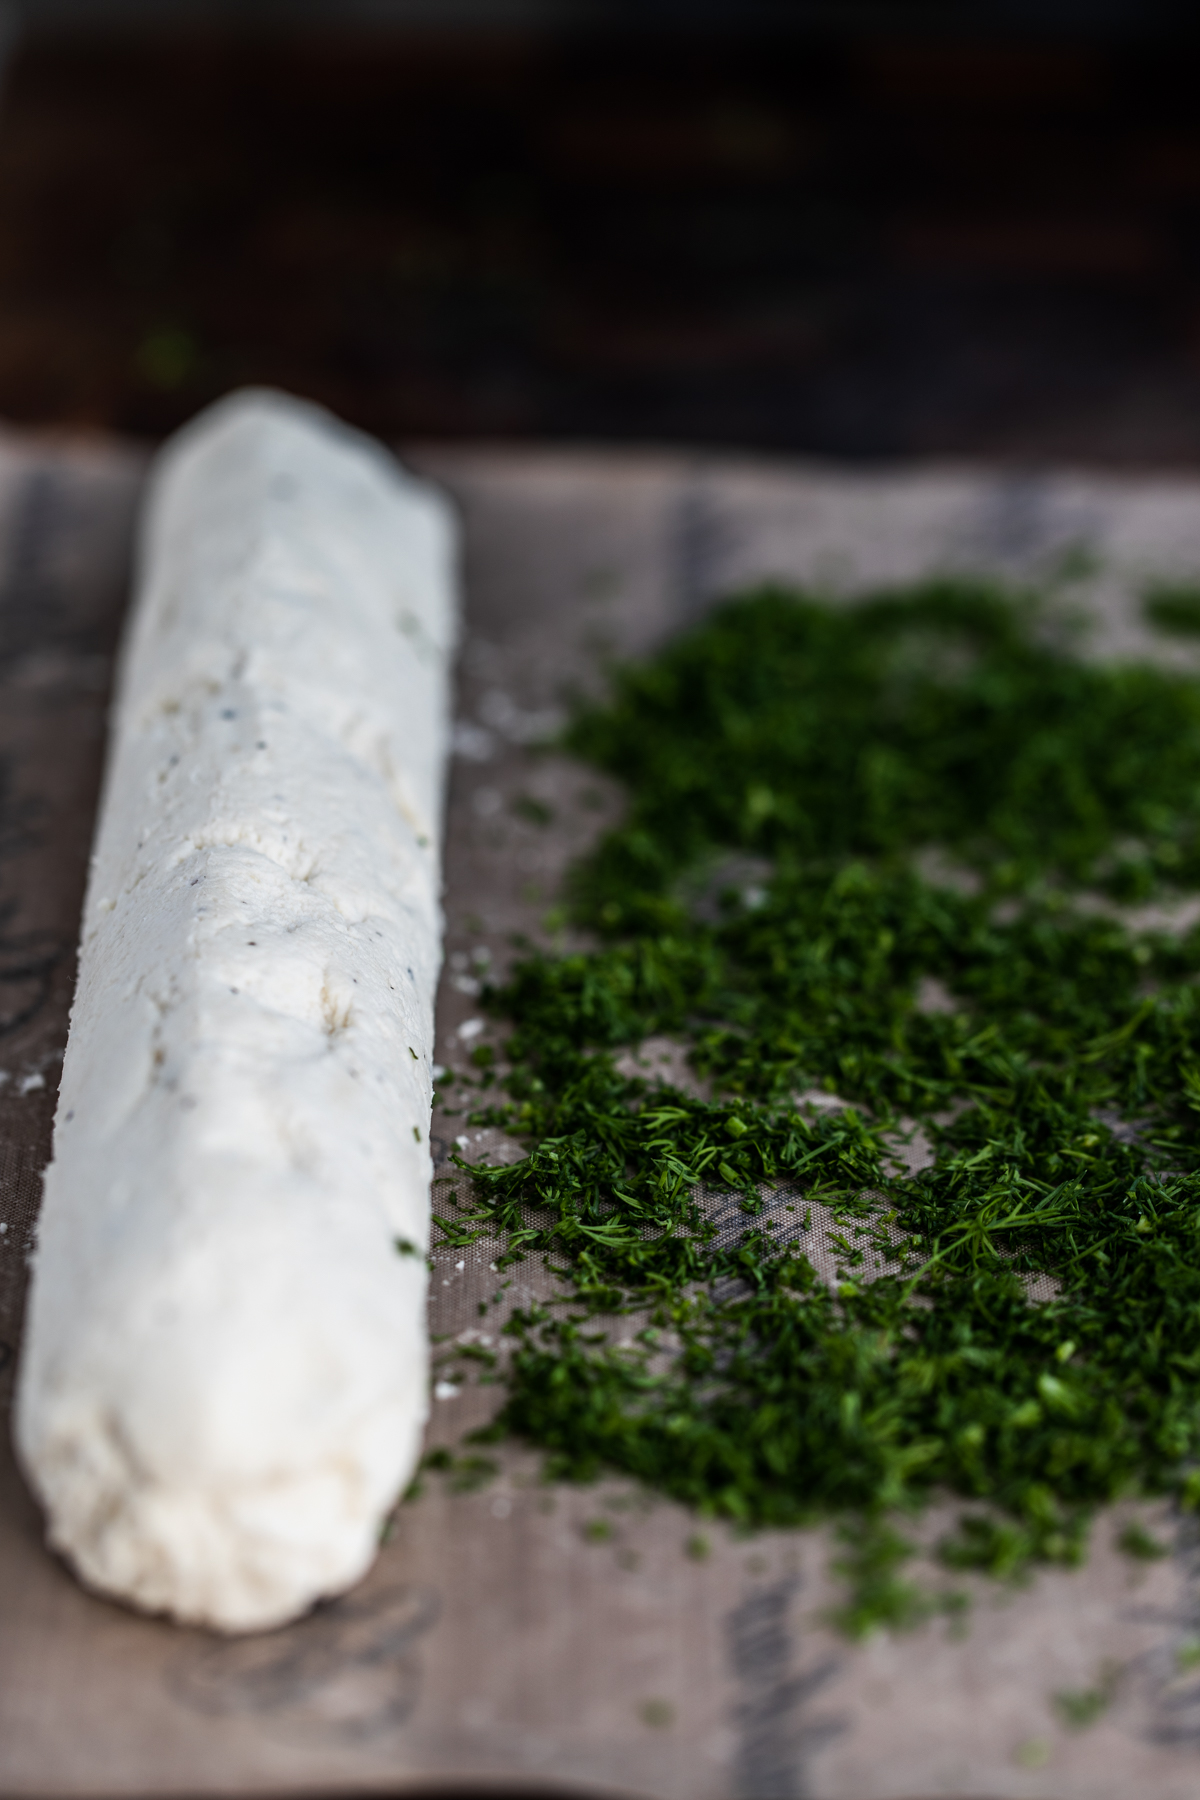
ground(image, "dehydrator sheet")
xmin=4 ymin=434 xmax=1200 ymax=1799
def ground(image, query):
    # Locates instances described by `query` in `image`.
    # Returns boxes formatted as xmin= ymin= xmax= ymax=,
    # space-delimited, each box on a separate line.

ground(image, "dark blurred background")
xmin=0 ymin=0 xmax=1199 ymax=459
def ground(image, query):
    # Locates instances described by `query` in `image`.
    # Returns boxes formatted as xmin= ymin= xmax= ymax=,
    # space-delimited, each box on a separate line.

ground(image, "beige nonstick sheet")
xmin=4 ymin=433 xmax=1200 ymax=1799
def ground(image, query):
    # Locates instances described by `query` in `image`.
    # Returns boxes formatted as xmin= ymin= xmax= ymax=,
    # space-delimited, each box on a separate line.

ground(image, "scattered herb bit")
xmin=135 ymin=325 xmax=199 ymax=392
xmin=420 ymin=1448 xmax=499 ymax=1494
xmin=1176 ymin=1638 xmax=1200 ymax=1673
xmin=1048 ymin=543 xmax=1102 ymax=586
xmin=583 ymin=1517 xmax=614 ymax=1543
xmin=431 ymin=1209 xmax=490 ymax=1251
xmin=1144 ymin=585 xmax=1200 ymax=638
xmin=685 ymin=1533 xmax=711 ymax=1562
xmin=394 ymin=1236 xmax=420 ymax=1257
xmin=638 ymin=1699 xmax=675 ymax=1729
xmin=1053 ymin=1664 xmax=1119 ymax=1729
xmin=444 ymin=581 xmax=1200 ymax=1633
xmin=513 ymin=795 xmax=555 ymax=826
xmin=1116 ymin=1520 xmax=1170 ymax=1561
xmin=449 ymin=1454 xmax=500 ymax=1494
xmin=1015 ymin=1736 xmax=1051 ymax=1770
xmin=829 ymin=1519 xmax=962 ymax=1640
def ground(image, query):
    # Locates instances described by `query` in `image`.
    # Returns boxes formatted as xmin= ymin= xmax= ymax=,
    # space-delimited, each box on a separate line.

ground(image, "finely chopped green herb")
xmin=443 ymin=580 xmax=1200 ymax=1629
xmin=1144 ymin=584 xmax=1200 ymax=639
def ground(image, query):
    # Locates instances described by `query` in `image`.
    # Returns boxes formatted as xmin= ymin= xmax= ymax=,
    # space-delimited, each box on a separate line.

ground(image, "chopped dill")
xmin=447 ymin=580 xmax=1200 ymax=1631
xmin=1053 ymin=1666 xmax=1119 ymax=1729
xmin=1115 ymin=1519 xmax=1169 ymax=1560
xmin=1145 ymin=584 xmax=1200 ymax=639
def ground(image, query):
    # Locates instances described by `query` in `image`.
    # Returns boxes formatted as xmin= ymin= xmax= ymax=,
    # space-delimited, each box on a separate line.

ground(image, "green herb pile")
xmin=444 ymin=581 xmax=1200 ymax=1622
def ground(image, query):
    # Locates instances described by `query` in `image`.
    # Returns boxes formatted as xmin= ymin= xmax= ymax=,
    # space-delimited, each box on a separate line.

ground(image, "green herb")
xmin=1015 ymin=1736 xmax=1051 ymax=1770
xmin=513 ymin=794 xmax=555 ymax=826
xmin=638 ymin=1698 xmax=675 ymax=1728
xmin=1053 ymin=1686 xmax=1108 ymax=1728
xmin=445 ymin=580 xmax=1200 ymax=1632
xmin=1115 ymin=1520 xmax=1169 ymax=1560
xmin=1053 ymin=1665 xmax=1119 ymax=1728
xmin=420 ymin=1448 xmax=499 ymax=1494
xmin=828 ymin=1519 xmax=955 ymax=1639
xmin=1145 ymin=584 xmax=1200 ymax=638
xmin=566 ymin=582 xmax=1200 ymax=908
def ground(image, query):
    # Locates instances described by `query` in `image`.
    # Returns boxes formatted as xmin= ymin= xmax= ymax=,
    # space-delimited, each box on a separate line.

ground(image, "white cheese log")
xmin=14 ymin=390 xmax=457 ymax=1632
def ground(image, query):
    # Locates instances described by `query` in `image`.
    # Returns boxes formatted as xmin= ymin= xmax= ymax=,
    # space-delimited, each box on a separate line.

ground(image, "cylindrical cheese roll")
xmin=14 ymin=390 xmax=457 ymax=1632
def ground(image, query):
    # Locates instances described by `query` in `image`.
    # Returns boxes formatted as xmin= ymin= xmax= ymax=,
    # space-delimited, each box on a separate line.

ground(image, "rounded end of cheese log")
xmin=13 ymin=389 xmax=453 ymax=1632
xmin=16 ymin=1234 xmax=429 ymax=1633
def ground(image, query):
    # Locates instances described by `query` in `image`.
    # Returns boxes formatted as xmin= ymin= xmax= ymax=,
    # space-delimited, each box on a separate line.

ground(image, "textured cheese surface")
xmin=14 ymin=391 xmax=457 ymax=1632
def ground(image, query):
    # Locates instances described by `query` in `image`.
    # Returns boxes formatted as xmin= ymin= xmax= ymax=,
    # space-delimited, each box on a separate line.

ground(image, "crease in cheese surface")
xmin=14 ymin=390 xmax=457 ymax=1632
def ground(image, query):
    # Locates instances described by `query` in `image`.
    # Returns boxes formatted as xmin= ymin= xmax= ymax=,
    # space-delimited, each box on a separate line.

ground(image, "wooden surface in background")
xmin=1 ymin=29 xmax=1200 ymax=461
